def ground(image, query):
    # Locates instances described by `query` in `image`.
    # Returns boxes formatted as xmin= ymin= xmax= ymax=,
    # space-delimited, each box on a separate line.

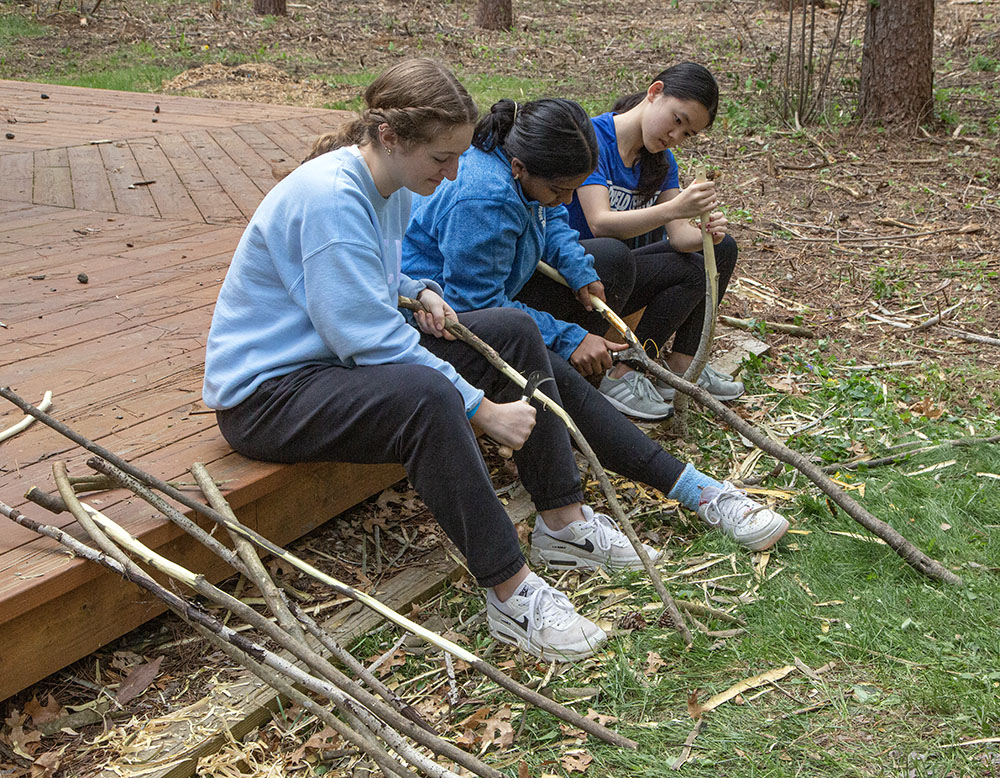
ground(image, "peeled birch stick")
xmin=672 ymin=166 xmax=719 ymax=431
xmin=0 ymin=390 xmax=52 ymax=443
xmin=528 ymin=268 xmax=961 ymax=586
xmin=398 ymin=296 xmax=692 ymax=645
xmin=0 ymin=386 xmax=636 ymax=749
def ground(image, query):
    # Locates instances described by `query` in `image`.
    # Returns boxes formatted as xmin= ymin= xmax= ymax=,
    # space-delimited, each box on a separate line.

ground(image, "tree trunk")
xmin=253 ymin=0 xmax=286 ymax=15
xmin=858 ymin=0 xmax=934 ymax=128
xmin=475 ymin=0 xmax=512 ymax=30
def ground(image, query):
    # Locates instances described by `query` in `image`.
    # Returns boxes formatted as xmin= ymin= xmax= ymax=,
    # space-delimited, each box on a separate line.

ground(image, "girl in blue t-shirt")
xmin=566 ymin=62 xmax=744 ymax=403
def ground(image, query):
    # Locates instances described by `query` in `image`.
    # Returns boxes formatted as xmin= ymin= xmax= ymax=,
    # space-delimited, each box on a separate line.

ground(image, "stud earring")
xmin=383 ymin=146 xmax=392 ymax=155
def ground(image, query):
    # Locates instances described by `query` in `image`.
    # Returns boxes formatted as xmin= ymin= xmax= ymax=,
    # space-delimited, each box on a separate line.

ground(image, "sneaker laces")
xmin=523 ymin=582 xmax=577 ymax=631
xmin=587 ymin=511 xmax=633 ymax=551
xmin=701 ymin=482 xmax=767 ymax=529
xmin=620 ymin=370 xmax=661 ymax=403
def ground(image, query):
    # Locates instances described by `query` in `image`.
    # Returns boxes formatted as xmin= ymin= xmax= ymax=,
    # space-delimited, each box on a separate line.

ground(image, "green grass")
xmin=342 ymin=347 xmax=1000 ymax=776
xmin=0 ymin=11 xmax=47 ymax=45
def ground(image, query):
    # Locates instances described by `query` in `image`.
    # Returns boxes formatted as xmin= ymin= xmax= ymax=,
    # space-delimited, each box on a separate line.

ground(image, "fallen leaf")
xmin=29 ymin=751 xmax=61 ymax=778
xmin=584 ymin=708 xmax=618 ymax=726
xmin=10 ymin=725 xmax=42 ymax=758
xmin=644 ymin=650 xmax=665 ymax=676
xmin=686 ymin=689 xmax=702 ymax=719
xmin=24 ymin=695 xmax=64 ymax=726
xmin=116 ymin=655 xmax=164 ymax=704
xmin=561 ymin=749 xmax=593 ymax=773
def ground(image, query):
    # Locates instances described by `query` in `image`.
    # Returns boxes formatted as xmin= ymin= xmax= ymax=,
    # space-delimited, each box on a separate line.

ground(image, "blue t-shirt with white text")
xmin=567 ymin=111 xmax=680 ymax=243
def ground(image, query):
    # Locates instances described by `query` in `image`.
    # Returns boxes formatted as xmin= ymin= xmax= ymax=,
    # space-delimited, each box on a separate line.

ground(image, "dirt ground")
xmin=1 ymin=0 xmax=999 ymax=775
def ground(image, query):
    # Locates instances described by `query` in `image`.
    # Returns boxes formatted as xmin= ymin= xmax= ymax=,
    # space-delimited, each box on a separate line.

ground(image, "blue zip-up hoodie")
xmin=402 ymin=147 xmax=600 ymax=361
xmin=203 ymin=146 xmax=483 ymax=414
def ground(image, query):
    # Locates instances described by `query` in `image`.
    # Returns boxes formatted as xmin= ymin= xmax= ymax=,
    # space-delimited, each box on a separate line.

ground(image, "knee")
xmin=410 ymin=370 xmax=468 ymax=422
xmin=715 ymin=234 xmax=738 ymax=275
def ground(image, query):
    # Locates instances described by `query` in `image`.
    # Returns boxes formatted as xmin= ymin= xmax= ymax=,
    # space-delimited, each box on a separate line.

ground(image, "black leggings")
xmin=516 ymin=235 xmax=738 ymax=358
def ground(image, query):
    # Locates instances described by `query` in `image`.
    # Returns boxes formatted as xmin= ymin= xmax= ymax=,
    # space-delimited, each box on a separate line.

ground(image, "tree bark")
xmin=858 ymin=0 xmax=934 ymax=127
xmin=475 ymin=0 xmax=512 ymax=30
xmin=253 ymin=0 xmax=286 ymax=16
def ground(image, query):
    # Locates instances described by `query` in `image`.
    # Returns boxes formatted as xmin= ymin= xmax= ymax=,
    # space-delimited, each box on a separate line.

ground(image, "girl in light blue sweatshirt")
xmin=202 ymin=59 xmax=671 ymax=662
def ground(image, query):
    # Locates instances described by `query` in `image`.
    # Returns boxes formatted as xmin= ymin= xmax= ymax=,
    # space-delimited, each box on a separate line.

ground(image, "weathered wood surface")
xmin=0 ymin=81 xmax=410 ymax=702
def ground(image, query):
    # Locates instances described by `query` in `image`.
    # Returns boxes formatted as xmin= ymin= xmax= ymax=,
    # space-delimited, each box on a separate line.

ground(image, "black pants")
xmin=218 ymin=309 xmax=580 ymax=588
xmin=217 ymin=307 xmax=686 ymax=586
xmin=517 ymin=235 xmax=738 ymax=358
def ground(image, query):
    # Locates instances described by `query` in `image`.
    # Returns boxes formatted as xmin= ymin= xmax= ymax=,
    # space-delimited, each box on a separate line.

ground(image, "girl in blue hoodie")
xmin=201 ymin=59 xmax=682 ymax=662
xmin=403 ymin=97 xmax=789 ymax=555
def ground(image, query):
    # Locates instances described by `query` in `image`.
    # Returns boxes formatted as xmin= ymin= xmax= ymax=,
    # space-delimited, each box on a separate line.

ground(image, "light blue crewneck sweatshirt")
xmin=203 ymin=146 xmax=484 ymax=414
xmin=402 ymin=147 xmax=600 ymax=361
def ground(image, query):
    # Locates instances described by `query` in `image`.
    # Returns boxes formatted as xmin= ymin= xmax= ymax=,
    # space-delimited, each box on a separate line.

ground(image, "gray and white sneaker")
xmin=656 ymin=363 xmax=745 ymax=402
xmin=698 ymin=482 xmax=789 ymax=551
xmin=486 ymin=572 xmax=607 ymax=661
xmin=530 ymin=505 xmax=663 ymax=571
xmin=599 ymin=370 xmax=674 ymax=420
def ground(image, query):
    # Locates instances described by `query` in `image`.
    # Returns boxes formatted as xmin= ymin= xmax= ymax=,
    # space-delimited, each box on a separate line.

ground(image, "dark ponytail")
xmin=614 ymin=62 xmax=719 ymax=204
xmin=473 ymin=98 xmax=598 ymax=180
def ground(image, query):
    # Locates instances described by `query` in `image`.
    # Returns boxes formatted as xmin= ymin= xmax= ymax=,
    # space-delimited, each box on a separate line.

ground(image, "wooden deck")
xmin=0 ymin=81 xmax=405 ymax=702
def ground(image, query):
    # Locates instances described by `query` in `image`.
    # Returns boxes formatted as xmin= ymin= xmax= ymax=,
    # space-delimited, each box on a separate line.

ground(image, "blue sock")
xmin=667 ymin=463 xmax=724 ymax=511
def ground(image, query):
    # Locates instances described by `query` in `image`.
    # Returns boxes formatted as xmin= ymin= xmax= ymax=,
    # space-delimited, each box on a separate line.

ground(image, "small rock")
xmin=4 ymin=133 xmax=13 ymax=140
xmin=126 ymin=242 xmax=134 ymax=247
xmin=77 ymin=273 xmax=89 ymax=284
xmin=28 ymin=274 xmax=46 ymax=281
xmin=154 ymin=104 xmax=160 ymax=113
xmin=152 ymin=118 xmax=158 ymax=123
xmin=40 ymin=93 xmax=49 ymax=99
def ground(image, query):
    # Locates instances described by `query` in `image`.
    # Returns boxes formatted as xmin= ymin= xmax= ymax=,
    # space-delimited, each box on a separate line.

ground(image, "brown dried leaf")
xmin=482 ymin=717 xmax=514 ymax=750
xmin=23 ymin=696 xmax=64 ymax=726
xmin=584 ymin=708 xmax=618 ymax=726
xmin=116 ymin=655 xmax=164 ymax=704
xmin=29 ymin=751 xmax=60 ymax=778
xmin=686 ymin=689 xmax=702 ymax=719
xmin=763 ymin=376 xmax=802 ymax=395
xmin=518 ymin=761 xmax=531 ymax=778
xmin=644 ymin=650 xmax=665 ymax=676
xmin=561 ymin=749 xmax=593 ymax=773
xmin=10 ymin=726 xmax=42 ymax=758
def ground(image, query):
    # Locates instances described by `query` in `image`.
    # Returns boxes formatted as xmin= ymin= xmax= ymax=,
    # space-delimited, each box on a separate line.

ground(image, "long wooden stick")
xmin=529 ymin=269 xmax=962 ymax=586
xmin=0 ymin=386 xmax=636 ymax=749
xmin=399 ymin=297 xmax=692 ymax=645
xmin=673 ymin=166 xmax=719 ymax=430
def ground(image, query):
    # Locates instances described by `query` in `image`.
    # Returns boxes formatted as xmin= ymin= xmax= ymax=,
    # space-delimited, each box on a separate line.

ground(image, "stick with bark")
xmin=38 ymin=483 xmax=500 ymax=778
xmin=398 ymin=297 xmax=692 ymax=644
xmin=0 ymin=387 xmax=635 ymax=749
xmin=0 ymin=501 xmax=446 ymax=778
xmin=526 ymin=270 xmax=962 ymax=586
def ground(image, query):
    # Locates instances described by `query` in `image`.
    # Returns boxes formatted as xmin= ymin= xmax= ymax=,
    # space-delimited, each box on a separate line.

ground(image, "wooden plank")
xmin=154 ymin=132 xmax=243 ymax=224
xmin=67 ymin=143 xmax=117 ymax=214
xmin=95 ymin=486 xmax=532 ymax=778
xmin=182 ymin=129 xmax=264 ymax=220
xmin=99 ymin=140 xmax=160 ymax=217
xmin=207 ymin=125 xmax=284 ymax=195
xmin=253 ymin=119 xmax=313 ymax=163
xmin=128 ymin=137 xmax=206 ymax=223
xmin=0 ymin=151 xmax=34 ymax=201
xmin=32 ymin=147 xmax=73 ymax=208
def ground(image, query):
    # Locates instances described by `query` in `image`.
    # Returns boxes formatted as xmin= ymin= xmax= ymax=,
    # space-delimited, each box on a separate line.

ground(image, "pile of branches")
xmin=0 ymin=393 xmax=637 ymax=778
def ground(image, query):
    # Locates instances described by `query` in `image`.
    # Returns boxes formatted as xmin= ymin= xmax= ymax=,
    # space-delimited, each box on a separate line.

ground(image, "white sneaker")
xmin=656 ymin=363 xmax=745 ymax=402
xmin=486 ymin=572 xmax=607 ymax=661
xmin=698 ymin=482 xmax=789 ymax=551
xmin=530 ymin=505 xmax=663 ymax=571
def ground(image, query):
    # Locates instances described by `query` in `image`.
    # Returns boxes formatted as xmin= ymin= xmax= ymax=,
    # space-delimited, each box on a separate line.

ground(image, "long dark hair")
xmin=473 ymin=98 xmax=598 ymax=180
xmin=303 ymin=59 xmax=477 ymax=163
xmin=613 ymin=62 xmax=719 ymax=204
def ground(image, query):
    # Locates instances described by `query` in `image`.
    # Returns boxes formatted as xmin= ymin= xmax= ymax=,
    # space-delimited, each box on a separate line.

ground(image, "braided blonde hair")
xmin=304 ymin=59 xmax=477 ymax=163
